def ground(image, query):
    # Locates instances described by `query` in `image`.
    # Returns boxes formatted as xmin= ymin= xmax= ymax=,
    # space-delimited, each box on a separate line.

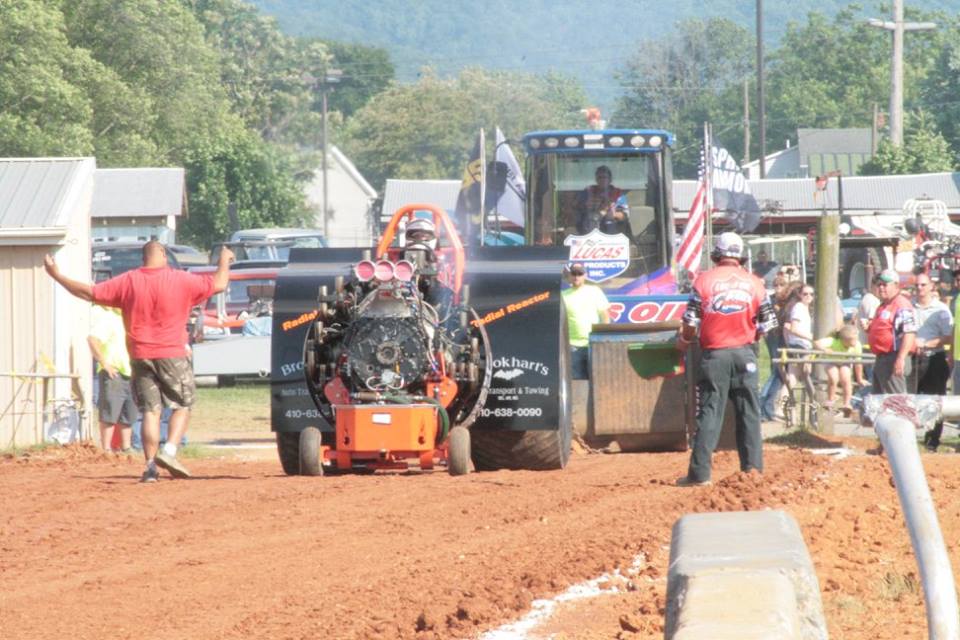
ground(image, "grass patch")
xmin=192 ymin=383 xmax=271 ymax=433
xmin=0 ymin=441 xmax=60 ymax=458
xmin=826 ymin=593 xmax=867 ymax=627
xmin=178 ymin=443 xmax=222 ymax=459
xmin=759 ymin=338 xmax=771 ymax=387
xmin=765 ymin=428 xmax=844 ymax=449
xmin=878 ymin=571 xmax=919 ymax=602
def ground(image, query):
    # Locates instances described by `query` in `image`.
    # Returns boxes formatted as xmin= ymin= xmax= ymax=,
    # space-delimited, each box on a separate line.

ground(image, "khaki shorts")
xmin=131 ymin=357 xmax=196 ymax=413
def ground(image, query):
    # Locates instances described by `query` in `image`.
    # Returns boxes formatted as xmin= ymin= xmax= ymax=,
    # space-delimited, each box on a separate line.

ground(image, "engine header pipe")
xmin=874 ymin=412 xmax=960 ymax=639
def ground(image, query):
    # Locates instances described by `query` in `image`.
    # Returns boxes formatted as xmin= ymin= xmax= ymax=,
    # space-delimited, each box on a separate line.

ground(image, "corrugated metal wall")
xmin=0 ymin=157 xmax=94 ymax=449
xmin=0 ymin=247 xmax=55 ymax=447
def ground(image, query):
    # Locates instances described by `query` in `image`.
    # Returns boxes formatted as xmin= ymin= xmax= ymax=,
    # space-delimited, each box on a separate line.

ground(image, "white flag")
xmin=493 ymin=127 xmax=525 ymax=227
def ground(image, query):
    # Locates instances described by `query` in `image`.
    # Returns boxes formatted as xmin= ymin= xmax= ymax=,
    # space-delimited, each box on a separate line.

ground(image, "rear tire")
xmin=299 ymin=426 xmax=323 ymax=476
xmin=448 ymin=426 xmax=471 ymax=476
xmin=276 ymin=431 xmax=300 ymax=476
xmin=471 ymin=306 xmax=572 ymax=471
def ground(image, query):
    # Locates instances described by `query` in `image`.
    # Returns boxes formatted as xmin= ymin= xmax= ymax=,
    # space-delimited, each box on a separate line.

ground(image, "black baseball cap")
xmin=568 ymin=263 xmax=586 ymax=275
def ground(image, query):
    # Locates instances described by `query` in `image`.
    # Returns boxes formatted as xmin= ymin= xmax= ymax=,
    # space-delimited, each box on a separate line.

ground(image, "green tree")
xmin=919 ymin=14 xmax=960 ymax=152
xmin=322 ymin=41 xmax=395 ymax=118
xmin=0 ymin=1 xmax=93 ymax=157
xmin=610 ymin=18 xmax=754 ymax=177
xmin=341 ymin=67 xmax=587 ymax=190
xmin=179 ymin=127 xmax=311 ymax=248
xmin=185 ymin=0 xmax=331 ymax=145
xmin=62 ymin=0 xmax=233 ymax=157
xmin=859 ymin=111 xmax=955 ymax=175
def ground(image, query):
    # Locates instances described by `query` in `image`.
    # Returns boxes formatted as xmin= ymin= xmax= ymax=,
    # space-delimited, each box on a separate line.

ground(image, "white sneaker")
xmin=155 ymin=451 xmax=191 ymax=479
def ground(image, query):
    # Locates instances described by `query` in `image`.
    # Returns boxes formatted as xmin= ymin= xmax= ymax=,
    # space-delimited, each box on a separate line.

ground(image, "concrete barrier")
xmin=665 ymin=510 xmax=828 ymax=640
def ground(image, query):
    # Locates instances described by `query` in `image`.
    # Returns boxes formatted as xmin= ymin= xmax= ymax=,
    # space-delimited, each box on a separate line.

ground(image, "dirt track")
xmin=2 ymin=438 xmax=958 ymax=639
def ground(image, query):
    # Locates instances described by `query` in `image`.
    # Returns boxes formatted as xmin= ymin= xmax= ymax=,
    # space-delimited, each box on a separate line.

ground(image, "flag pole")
xmin=479 ymin=128 xmax=486 ymax=246
xmin=704 ymin=122 xmax=714 ymax=263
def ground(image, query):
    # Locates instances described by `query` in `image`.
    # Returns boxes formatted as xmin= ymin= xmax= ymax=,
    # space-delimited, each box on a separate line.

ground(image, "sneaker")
xmin=155 ymin=451 xmax=191 ymax=479
xmin=140 ymin=467 xmax=159 ymax=483
xmin=675 ymin=475 xmax=712 ymax=487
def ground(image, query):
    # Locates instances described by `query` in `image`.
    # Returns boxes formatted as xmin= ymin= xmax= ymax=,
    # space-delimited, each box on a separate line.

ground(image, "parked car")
xmin=188 ymin=265 xmax=279 ymax=385
xmin=188 ymin=265 xmax=279 ymax=336
xmin=209 ymin=228 xmax=327 ymax=265
xmin=92 ymin=241 xmax=183 ymax=278
xmin=167 ymin=244 xmax=208 ymax=267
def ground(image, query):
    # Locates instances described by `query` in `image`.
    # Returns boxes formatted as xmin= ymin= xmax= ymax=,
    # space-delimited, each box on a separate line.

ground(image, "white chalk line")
xmin=477 ymin=554 xmax=647 ymax=640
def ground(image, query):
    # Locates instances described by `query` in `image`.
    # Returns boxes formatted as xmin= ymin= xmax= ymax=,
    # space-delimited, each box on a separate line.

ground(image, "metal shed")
xmin=91 ymin=167 xmax=186 ymax=243
xmin=0 ymin=157 xmax=96 ymax=448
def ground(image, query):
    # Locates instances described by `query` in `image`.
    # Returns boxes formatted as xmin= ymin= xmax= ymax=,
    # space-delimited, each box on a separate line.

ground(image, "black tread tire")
xmin=276 ymin=431 xmax=300 ymax=476
xmin=448 ymin=426 xmax=471 ymax=476
xmin=471 ymin=306 xmax=573 ymax=471
xmin=299 ymin=426 xmax=324 ymax=476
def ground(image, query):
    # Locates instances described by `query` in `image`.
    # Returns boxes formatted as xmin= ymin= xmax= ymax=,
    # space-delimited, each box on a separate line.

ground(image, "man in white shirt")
xmin=914 ymin=272 xmax=953 ymax=450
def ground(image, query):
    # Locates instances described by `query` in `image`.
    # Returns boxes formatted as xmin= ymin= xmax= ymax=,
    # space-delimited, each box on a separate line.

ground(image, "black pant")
xmin=688 ymin=345 xmax=763 ymax=481
xmin=915 ymin=350 xmax=951 ymax=447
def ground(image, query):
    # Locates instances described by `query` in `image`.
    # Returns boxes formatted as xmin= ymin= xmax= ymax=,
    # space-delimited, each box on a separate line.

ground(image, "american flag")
xmin=676 ymin=148 xmax=707 ymax=275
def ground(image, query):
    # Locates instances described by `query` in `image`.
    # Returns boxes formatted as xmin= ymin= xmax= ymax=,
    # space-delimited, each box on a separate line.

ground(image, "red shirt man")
xmin=44 ymin=241 xmax=232 ymax=482
xmin=675 ymin=232 xmax=777 ymax=487
xmin=868 ymin=269 xmax=917 ymax=394
xmin=93 ymin=267 xmax=215 ymax=359
xmin=685 ymin=265 xmax=773 ymax=349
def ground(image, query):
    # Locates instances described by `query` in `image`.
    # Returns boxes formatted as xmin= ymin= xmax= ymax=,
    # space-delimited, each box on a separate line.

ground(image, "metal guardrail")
xmin=776 ymin=347 xmax=876 ymax=367
xmin=773 ymin=348 xmax=874 ymax=429
xmin=867 ymin=395 xmax=960 ymax=640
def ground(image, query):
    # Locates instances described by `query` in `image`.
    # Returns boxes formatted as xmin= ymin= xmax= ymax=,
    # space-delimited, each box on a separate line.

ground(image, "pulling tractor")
xmin=271 ymin=203 xmax=573 ymax=475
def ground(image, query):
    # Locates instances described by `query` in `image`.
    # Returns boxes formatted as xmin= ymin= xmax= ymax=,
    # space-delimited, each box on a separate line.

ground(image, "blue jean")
xmin=571 ymin=346 xmax=590 ymax=379
xmin=130 ymin=407 xmax=183 ymax=450
xmin=759 ymin=333 xmax=783 ymax=419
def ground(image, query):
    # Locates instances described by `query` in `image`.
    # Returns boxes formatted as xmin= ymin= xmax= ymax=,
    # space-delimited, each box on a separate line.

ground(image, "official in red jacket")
xmin=676 ymin=232 xmax=778 ymax=486
xmin=868 ymin=269 xmax=917 ymax=394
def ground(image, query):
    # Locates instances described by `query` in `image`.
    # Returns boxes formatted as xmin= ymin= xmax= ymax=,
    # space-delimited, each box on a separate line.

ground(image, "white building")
xmin=743 ymin=128 xmax=874 ymax=180
xmin=91 ymin=167 xmax=187 ymax=243
xmin=0 ymin=158 xmax=96 ymax=448
xmin=304 ymin=145 xmax=378 ymax=247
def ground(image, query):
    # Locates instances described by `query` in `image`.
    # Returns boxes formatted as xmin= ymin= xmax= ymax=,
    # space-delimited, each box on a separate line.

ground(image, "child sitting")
xmin=815 ymin=324 xmax=867 ymax=413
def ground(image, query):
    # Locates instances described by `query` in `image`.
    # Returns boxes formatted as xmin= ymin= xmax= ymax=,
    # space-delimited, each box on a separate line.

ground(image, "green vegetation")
xmin=4 ymin=0 xmax=960 ymax=241
xmin=0 ymin=441 xmax=59 ymax=458
xmin=193 ymin=383 xmax=271 ymax=433
xmin=878 ymin=570 xmax=920 ymax=602
xmin=252 ymin=0 xmax=957 ymax=111
xmin=340 ymin=68 xmax=587 ymax=189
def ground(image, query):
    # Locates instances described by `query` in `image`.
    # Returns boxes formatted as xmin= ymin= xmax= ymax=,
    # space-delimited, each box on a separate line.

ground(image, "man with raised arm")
xmin=44 ymin=241 xmax=233 ymax=482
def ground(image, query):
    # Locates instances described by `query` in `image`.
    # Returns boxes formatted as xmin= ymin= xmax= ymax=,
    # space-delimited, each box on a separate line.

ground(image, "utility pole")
xmin=757 ymin=0 xmax=767 ymax=180
xmin=320 ymin=68 xmax=343 ymax=238
xmin=814 ymin=170 xmax=842 ymax=433
xmin=868 ymin=0 xmax=936 ymax=146
xmin=742 ymin=79 xmax=751 ymax=167
xmin=756 ymin=0 xmax=766 ymax=178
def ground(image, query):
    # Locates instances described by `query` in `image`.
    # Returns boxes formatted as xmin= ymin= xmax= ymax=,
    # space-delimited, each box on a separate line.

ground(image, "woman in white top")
xmin=782 ymin=285 xmax=815 ymax=389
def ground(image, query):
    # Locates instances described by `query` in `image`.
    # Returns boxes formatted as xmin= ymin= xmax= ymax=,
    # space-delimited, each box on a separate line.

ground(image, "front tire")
xmin=299 ymin=426 xmax=323 ymax=476
xmin=448 ymin=426 xmax=471 ymax=476
xmin=471 ymin=306 xmax=572 ymax=471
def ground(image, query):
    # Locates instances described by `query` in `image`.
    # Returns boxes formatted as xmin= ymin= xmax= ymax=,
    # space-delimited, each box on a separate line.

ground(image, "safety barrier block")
xmin=664 ymin=510 xmax=828 ymax=640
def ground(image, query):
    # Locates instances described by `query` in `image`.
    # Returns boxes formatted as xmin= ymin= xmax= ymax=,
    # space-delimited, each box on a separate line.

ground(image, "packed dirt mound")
xmin=1 ymin=440 xmax=956 ymax=639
